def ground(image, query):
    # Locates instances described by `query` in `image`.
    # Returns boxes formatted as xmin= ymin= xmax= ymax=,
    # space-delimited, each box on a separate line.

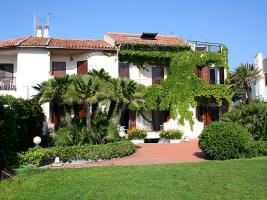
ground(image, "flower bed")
xmin=18 ymin=140 xmax=135 ymax=167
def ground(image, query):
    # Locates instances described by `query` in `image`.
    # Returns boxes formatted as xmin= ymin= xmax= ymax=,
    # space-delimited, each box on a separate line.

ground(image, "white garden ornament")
xmin=33 ymin=136 xmax=41 ymax=146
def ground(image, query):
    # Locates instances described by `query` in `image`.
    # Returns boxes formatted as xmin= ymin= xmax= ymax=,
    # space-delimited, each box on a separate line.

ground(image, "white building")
xmin=252 ymin=53 xmax=267 ymax=102
xmin=0 ymin=27 xmax=227 ymax=139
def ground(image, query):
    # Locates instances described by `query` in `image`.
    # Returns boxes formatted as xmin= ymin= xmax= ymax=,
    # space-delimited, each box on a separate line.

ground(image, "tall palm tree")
xmin=33 ymin=75 xmax=73 ymax=126
xmin=230 ymin=63 xmax=262 ymax=103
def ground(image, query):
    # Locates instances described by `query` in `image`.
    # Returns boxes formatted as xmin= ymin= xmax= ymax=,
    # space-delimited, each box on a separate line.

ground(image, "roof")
xmin=106 ymin=32 xmax=186 ymax=46
xmin=0 ymin=36 xmax=117 ymax=50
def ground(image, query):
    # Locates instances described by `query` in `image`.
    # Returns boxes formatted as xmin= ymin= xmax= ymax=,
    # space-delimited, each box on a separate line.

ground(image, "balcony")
xmin=186 ymin=40 xmax=224 ymax=53
xmin=0 ymin=77 xmax=16 ymax=90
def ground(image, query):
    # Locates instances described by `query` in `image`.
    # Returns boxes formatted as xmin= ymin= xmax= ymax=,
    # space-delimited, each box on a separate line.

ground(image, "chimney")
xmin=43 ymin=25 xmax=49 ymax=38
xmin=36 ymin=25 xmax=42 ymax=37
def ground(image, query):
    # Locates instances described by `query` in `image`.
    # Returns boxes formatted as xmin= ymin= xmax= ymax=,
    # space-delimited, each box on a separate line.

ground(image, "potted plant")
xmin=128 ymin=129 xmax=147 ymax=144
xmin=159 ymin=131 xmax=171 ymax=143
xmin=169 ymin=130 xmax=183 ymax=143
xmin=159 ymin=130 xmax=183 ymax=144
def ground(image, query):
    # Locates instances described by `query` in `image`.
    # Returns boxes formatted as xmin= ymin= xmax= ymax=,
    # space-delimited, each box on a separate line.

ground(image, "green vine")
xmin=121 ymin=44 xmax=233 ymax=128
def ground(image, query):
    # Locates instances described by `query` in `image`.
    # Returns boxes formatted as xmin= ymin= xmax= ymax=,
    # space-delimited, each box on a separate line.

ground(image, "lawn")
xmin=0 ymin=158 xmax=266 ymax=200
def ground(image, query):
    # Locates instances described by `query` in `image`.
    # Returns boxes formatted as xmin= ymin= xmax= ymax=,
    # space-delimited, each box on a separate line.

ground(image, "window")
xmin=0 ymin=64 xmax=14 ymax=78
xmin=0 ymin=64 xmax=15 ymax=90
xmin=209 ymin=67 xmax=220 ymax=84
xmin=118 ymin=62 xmax=129 ymax=78
xmin=152 ymin=67 xmax=164 ymax=85
xmin=52 ymin=62 xmax=66 ymax=77
xmin=265 ymin=73 xmax=267 ymax=86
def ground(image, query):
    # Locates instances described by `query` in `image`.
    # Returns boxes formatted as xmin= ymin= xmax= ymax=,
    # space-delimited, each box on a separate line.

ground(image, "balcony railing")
xmin=0 ymin=77 xmax=16 ymax=90
xmin=186 ymin=40 xmax=224 ymax=53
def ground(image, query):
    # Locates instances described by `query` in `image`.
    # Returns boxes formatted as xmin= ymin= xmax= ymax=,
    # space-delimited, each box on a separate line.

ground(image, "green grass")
xmin=0 ymin=158 xmax=266 ymax=200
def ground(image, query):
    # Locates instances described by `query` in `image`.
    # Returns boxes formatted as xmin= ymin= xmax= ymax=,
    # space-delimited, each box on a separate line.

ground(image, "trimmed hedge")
xmin=18 ymin=140 xmax=135 ymax=167
xmin=199 ymin=122 xmax=263 ymax=160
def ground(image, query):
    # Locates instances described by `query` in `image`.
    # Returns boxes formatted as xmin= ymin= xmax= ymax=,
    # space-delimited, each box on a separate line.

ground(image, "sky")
xmin=0 ymin=0 xmax=266 ymax=70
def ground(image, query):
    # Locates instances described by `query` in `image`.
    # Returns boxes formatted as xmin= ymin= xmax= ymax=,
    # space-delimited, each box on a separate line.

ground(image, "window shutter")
xmin=220 ymin=68 xmax=225 ymax=84
xmin=52 ymin=62 xmax=66 ymax=77
xmin=119 ymin=62 xmax=130 ymax=78
xmin=202 ymin=66 xmax=210 ymax=83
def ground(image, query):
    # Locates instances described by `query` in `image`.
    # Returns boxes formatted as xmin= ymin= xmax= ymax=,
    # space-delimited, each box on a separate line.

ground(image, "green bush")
xmin=199 ymin=122 xmax=263 ymax=160
xmin=0 ymin=95 xmax=45 ymax=152
xmin=160 ymin=130 xmax=183 ymax=139
xmin=0 ymin=96 xmax=45 ymax=170
xmin=128 ymin=129 xmax=147 ymax=139
xmin=222 ymin=102 xmax=267 ymax=140
xmin=18 ymin=140 xmax=135 ymax=167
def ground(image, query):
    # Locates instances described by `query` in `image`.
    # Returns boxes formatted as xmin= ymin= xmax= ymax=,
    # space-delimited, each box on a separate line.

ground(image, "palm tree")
xmin=33 ymin=75 xmax=73 ymax=126
xmin=107 ymin=78 xmax=140 ymax=124
xmin=88 ymin=68 xmax=111 ymax=82
xmin=64 ymin=74 xmax=106 ymax=130
xmin=230 ymin=63 xmax=262 ymax=103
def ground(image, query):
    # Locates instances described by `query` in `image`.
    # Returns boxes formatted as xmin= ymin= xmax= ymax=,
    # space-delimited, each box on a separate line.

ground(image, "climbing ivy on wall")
xmin=122 ymin=44 xmax=234 ymax=127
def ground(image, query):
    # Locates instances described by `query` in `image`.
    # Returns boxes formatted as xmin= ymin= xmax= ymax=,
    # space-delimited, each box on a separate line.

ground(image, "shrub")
xmin=199 ymin=122 xmax=262 ymax=160
xmin=128 ymin=129 xmax=147 ymax=139
xmin=18 ymin=140 xmax=135 ymax=167
xmin=160 ymin=130 xmax=183 ymax=139
xmin=0 ymin=96 xmax=45 ymax=152
xmin=222 ymin=102 xmax=267 ymax=140
xmin=0 ymin=96 xmax=45 ymax=170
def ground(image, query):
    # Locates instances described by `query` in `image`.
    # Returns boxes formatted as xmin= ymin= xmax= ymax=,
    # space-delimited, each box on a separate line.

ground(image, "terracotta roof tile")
xmin=106 ymin=32 xmax=185 ymax=46
xmin=0 ymin=36 xmax=116 ymax=50
xmin=0 ymin=36 xmax=29 ymax=48
xmin=20 ymin=37 xmax=50 ymax=47
xmin=49 ymin=38 xmax=116 ymax=50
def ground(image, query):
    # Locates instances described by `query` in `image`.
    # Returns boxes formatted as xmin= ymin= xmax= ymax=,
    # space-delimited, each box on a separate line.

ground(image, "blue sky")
xmin=0 ymin=0 xmax=266 ymax=70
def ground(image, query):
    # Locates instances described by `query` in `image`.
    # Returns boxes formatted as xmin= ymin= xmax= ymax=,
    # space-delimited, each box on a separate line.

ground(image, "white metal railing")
xmin=0 ymin=77 xmax=16 ymax=90
xmin=186 ymin=40 xmax=223 ymax=53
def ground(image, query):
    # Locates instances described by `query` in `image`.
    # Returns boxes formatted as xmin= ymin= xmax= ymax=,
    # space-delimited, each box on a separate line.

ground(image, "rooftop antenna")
xmin=47 ymin=12 xmax=51 ymax=26
xmin=33 ymin=10 xmax=36 ymax=35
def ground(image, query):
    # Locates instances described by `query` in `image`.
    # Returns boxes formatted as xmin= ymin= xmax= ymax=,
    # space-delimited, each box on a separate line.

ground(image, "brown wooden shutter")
xmin=194 ymin=66 xmax=198 ymax=77
xmin=128 ymin=111 xmax=136 ymax=130
xmin=52 ymin=62 xmax=66 ymax=77
xmin=152 ymin=67 xmax=164 ymax=85
xmin=119 ymin=62 xmax=130 ymax=78
xmin=77 ymin=60 xmax=88 ymax=75
xmin=219 ymin=68 xmax=225 ymax=84
xmin=202 ymin=66 xmax=210 ymax=83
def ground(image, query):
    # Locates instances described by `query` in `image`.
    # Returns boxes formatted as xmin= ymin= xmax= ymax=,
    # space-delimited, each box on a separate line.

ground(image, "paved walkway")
xmin=63 ymin=140 xmax=206 ymax=168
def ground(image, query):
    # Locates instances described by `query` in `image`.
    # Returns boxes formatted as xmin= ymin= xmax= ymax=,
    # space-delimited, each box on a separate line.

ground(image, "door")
xmin=203 ymin=106 xmax=219 ymax=126
xmin=77 ymin=60 xmax=88 ymax=75
xmin=129 ymin=111 xmax=136 ymax=130
xmin=152 ymin=67 xmax=164 ymax=85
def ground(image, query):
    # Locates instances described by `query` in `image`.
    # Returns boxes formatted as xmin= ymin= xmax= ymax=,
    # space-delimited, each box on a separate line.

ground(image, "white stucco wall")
xmin=51 ymin=51 xmax=118 ymax=78
xmin=129 ymin=63 xmax=167 ymax=86
xmin=253 ymin=53 xmax=267 ymax=102
xmin=16 ymin=48 xmax=50 ymax=98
